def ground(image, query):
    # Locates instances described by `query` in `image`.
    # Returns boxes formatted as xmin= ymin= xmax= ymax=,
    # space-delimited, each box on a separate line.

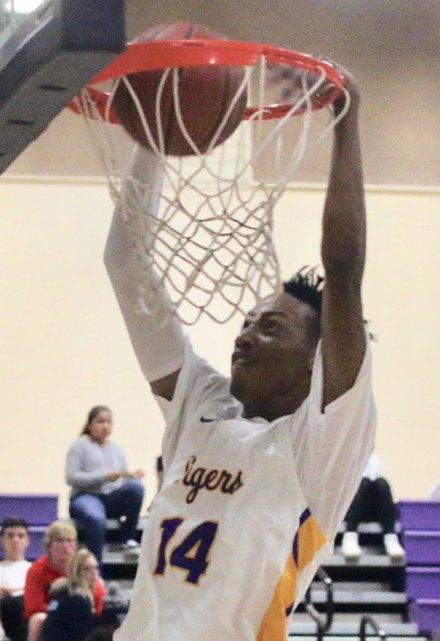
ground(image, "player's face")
xmin=88 ymin=410 xmax=113 ymax=445
xmin=230 ymin=293 xmax=320 ymax=420
xmin=0 ymin=527 xmax=29 ymax=561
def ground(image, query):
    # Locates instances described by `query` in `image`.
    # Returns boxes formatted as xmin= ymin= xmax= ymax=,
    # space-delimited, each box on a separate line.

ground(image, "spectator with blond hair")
xmin=24 ymin=520 xmax=77 ymax=641
xmin=42 ymin=549 xmax=106 ymax=641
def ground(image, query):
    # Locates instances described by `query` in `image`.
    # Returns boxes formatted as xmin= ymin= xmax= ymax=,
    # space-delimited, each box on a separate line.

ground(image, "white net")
xmin=75 ymin=53 xmax=349 ymax=325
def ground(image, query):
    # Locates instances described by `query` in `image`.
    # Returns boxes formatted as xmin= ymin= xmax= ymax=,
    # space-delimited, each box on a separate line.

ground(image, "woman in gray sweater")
xmin=66 ymin=406 xmax=145 ymax=563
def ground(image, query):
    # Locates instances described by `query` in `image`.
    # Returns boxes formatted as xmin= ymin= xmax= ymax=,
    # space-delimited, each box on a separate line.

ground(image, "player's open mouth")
xmin=231 ymin=351 xmax=254 ymax=367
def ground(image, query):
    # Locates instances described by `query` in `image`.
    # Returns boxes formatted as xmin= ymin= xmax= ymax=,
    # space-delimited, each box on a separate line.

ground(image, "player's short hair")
xmin=283 ymin=267 xmax=323 ymax=314
xmin=284 ymin=266 xmax=375 ymax=341
xmin=0 ymin=516 xmax=29 ymax=535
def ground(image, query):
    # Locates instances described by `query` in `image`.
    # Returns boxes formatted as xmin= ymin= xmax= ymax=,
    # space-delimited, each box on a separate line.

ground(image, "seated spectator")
xmin=66 ymin=406 xmax=145 ymax=562
xmin=0 ymin=517 xmax=31 ymax=641
xmin=341 ymin=453 xmax=405 ymax=561
xmin=24 ymin=520 xmax=77 ymax=641
xmin=41 ymin=549 xmax=106 ymax=641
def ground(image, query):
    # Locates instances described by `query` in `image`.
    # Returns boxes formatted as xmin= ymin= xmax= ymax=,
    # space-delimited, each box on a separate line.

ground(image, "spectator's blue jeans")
xmin=69 ymin=479 xmax=144 ymax=562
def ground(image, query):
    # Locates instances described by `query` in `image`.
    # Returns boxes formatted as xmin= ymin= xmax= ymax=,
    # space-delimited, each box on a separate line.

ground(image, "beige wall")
xmin=0 ymin=175 xmax=439 ymax=516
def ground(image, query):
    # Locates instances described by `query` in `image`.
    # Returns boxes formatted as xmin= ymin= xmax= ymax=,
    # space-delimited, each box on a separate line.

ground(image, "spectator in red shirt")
xmin=42 ymin=549 xmax=106 ymax=641
xmin=24 ymin=520 xmax=78 ymax=641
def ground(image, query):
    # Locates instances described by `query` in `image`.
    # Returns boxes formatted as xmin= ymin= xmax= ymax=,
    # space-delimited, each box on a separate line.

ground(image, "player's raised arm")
xmin=104 ymin=145 xmax=184 ymax=400
xmin=320 ymin=67 xmax=367 ymax=408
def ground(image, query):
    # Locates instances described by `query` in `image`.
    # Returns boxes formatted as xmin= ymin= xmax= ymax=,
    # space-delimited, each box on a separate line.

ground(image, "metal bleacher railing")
xmin=297 ymin=567 xmax=391 ymax=641
xmin=360 ymin=614 xmax=388 ymax=641
xmin=302 ymin=568 xmax=334 ymax=641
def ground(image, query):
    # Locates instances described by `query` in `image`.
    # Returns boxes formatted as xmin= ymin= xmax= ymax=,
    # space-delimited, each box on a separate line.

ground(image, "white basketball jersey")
xmin=115 ymin=337 xmax=376 ymax=641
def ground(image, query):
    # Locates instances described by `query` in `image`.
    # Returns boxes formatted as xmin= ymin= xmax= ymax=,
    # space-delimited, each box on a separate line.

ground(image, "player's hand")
xmin=106 ymin=469 xmax=123 ymax=481
xmin=325 ymin=58 xmax=360 ymax=114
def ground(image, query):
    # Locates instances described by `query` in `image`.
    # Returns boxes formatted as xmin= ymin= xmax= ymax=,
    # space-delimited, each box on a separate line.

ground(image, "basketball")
xmin=112 ymin=22 xmax=248 ymax=156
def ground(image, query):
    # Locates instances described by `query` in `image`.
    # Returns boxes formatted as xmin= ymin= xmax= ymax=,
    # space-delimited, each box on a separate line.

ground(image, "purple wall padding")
xmin=0 ymin=493 xmax=58 ymax=526
xmin=399 ymin=500 xmax=440 ymax=531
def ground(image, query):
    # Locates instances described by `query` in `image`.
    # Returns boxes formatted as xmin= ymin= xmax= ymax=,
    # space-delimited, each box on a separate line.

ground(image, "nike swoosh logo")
xmin=200 ymin=417 xmax=215 ymax=423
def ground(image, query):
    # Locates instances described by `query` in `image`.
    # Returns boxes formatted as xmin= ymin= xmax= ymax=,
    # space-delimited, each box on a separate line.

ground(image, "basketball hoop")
xmin=69 ymin=36 xmax=349 ymax=325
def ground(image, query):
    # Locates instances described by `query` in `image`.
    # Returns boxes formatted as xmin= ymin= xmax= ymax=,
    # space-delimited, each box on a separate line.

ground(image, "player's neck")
xmin=243 ymin=386 xmax=309 ymax=422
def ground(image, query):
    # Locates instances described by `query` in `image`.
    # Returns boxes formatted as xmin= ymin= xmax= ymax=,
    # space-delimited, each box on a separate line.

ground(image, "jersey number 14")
xmin=154 ymin=518 xmax=219 ymax=585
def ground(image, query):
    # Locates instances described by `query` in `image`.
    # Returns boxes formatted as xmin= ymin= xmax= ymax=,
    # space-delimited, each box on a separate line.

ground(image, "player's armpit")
xmin=151 ymin=370 xmax=181 ymax=401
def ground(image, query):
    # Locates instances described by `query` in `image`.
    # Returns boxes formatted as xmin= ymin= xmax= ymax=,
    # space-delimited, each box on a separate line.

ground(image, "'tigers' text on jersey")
xmin=176 ymin=455 xmax=245 ymax=503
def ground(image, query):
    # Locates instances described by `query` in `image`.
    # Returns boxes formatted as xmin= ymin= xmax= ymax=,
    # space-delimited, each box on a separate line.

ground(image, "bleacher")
xmin=2 ymin=494 xmax=439 ymax=641
xmin=400 ymin=500 xmax=440 ymax=636
xmin=293 ymin=523 xmax=411 ymax=641
xmin=100 ymin=517 xmax=428 ymax=641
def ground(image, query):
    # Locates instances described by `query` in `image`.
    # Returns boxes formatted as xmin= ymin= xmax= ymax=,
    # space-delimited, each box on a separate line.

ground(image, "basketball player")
xmin=104 ymin=66 xmax=376 ymax=641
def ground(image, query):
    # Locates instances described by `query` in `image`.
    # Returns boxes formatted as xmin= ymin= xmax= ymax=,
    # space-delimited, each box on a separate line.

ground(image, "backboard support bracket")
xmin=0 ymin=0 xmax=126 ymax=174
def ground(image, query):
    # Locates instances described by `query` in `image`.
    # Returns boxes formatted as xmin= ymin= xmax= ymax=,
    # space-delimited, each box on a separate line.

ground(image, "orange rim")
xmin=69 ymin=38 xmax=345 ymax=123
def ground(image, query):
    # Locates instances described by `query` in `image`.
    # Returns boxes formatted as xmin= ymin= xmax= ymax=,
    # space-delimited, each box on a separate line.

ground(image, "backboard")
xmin=0 ymin=0 xmax=126 ymax=174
